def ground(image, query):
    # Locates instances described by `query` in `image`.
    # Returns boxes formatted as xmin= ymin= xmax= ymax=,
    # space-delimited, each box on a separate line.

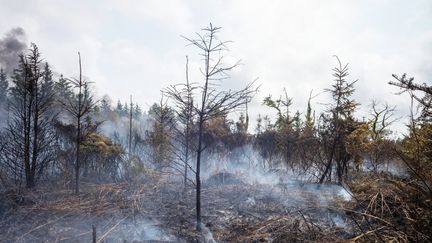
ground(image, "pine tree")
xmin=0 ymin=68 xmax=8 ymax=103
xmin=54 ymin=74 xmax=74 ymax=103
xmin=146 ymin=99 xmax=175 ymax=169
xmin=115 ymin=100 xmax=123 ymax=116
xmin=134 ymin=103 xmax=142 ymax=117
xmin=319 ymin=56 xmax=358 ymax=184
xmin=41 ymin=63 xmax=54 ymax=98
xmin=123 ymin=101 xmax=129 ymax=115
xmin=255 ymin=114 xmax=263 ymax=134
xmin=305 ymin=91 xmax=314 ymax=129
xmin=100 ymin=95 xmax=112 ymax=113
xmin=62 ymin=52 xmax=97 ymax=194
xmin=5 ymin=43 xmax=56 ymax=188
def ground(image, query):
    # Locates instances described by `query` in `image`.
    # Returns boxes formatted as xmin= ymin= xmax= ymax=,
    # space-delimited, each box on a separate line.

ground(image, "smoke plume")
xmin=0 ymin=27 xmax=27 ymax=74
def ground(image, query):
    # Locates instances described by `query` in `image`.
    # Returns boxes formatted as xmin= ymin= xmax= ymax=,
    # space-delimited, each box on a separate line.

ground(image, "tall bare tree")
xmin=128 ymin=95 xmax=133 ymax=160
xmin=164 ymin=56 xmax=196 ymax=191
xmin=165 ymin=23 xmax=257 ymax=231
xmin=63 ymin=52 xmax=97 ymax=194
xmin=0 ymin=67 xmax=8 ymax=104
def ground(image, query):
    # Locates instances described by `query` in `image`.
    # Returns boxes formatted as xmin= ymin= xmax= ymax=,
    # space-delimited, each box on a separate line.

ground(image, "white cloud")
xmin=0 ymin=0 xmax=431 ymax=135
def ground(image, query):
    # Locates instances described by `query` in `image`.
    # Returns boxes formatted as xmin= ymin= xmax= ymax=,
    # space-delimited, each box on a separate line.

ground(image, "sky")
xmin=0 ymin=0 xmax=431 ymax=136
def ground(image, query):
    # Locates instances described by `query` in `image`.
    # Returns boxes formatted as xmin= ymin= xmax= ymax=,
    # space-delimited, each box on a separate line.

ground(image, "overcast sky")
xmin=0 ymin=0 xmax=431 ymax=136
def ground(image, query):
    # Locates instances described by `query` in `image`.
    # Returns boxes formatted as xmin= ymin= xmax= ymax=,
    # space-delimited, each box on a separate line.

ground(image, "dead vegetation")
xmin=346 ymin=172 xmax=432 ymax=242
xmin=0 ymin=171 xmax=356 ymax=242
xmin=1 ymin=169 xmax=431 ymax=242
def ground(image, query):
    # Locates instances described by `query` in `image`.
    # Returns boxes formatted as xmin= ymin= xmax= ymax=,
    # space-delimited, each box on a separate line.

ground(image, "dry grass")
xmin=347 ymin=172 xmax=432 ymax=242
xmin=1 ymin=171 xmax=429 ymax=242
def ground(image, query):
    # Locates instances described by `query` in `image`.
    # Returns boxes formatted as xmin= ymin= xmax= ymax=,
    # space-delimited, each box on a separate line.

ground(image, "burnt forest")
xmin=0 ymin=1 xmax=431 ymax=242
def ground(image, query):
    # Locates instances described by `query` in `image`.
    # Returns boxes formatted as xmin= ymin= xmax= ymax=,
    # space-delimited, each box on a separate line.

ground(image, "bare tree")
xmin=165 ymin=23 xmax=257 ymax=231
xmin=390 ymin=73 xmax=431 ymax=121
xmin=63 ymin=52 xmax=97 ymax=194
xmin=164 ymin=56 xmax=196 ymax=192
xmin=2 ymin=44 xmax=56 ymax=188
xmin=389 ymin=73 xmax=432 ymax=194
xmin=369 ymin=101 xmax=397 ymax=140
xmin=364 ymin=101 xmax=398 ymax=169
xmin=128 ymin=95 xmax=133 ymax=160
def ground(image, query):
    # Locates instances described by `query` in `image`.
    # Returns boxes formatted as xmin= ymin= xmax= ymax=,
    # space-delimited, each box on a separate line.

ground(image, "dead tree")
xmin=369 ymin=101 xmax=397 ymax=140
xmin=164 ymin=56 xmax=196 ymax=192
xmin=166 ymin=23 xmax=257 ymax=231
xmin=366 ymin=101 xmax=398 ymax=169
xmin=389 ymin=73 xmax=431 ymax=121
xmin=389 ymin=74 xmax=432 ymax=195
xmin=63 ymin=52 xmax=97 ymax=194
xmin=2 ymin=44 xmax=56 ymax=188
xmin=128 ymin=95 xmax=133 ymax=160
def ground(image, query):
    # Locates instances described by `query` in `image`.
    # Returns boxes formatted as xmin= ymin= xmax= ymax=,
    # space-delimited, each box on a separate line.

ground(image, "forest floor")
xmin=0 ymin=172 xmax=359 ymax=242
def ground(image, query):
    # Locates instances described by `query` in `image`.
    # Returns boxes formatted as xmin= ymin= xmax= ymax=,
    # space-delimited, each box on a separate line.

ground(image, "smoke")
xmin=0 ymin=27 xmax=27 ymax=74
xmin=200 ymin=223 xmax=216 ymax=243
xmin=198 ymin=145 xmax=353 ymax=229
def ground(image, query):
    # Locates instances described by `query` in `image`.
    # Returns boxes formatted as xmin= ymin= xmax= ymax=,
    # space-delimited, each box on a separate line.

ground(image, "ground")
xmin=0 ymin=172 xmax=357 ymax=242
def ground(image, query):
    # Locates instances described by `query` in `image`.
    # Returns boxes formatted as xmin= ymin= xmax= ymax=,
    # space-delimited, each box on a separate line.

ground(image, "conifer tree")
xmin=4 ymin=44 xmax=56 ymax=188
xmin=0 ymin=68 xmax=8 ymax=104
xmin=319 ymin=56 xmax=358 ymax=184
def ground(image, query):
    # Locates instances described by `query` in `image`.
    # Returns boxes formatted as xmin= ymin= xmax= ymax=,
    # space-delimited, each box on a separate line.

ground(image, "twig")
xmin=96 ymin=215 xmax=128 ymax=243
xmin=18 ymin=212 xmax=72 ymax=240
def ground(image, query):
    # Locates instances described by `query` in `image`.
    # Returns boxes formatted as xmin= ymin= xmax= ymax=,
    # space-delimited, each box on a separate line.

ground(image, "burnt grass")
xmin=0 ymin=173 xmax=356 ymax=242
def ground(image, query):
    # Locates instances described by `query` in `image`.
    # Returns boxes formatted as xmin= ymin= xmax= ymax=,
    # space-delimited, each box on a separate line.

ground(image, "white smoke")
xmin=0 ymin=27 xmax=27 ymax=74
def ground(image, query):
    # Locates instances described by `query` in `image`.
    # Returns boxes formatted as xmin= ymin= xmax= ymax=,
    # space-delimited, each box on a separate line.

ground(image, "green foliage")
xmin=81 ymin=132 xmax=123 ymax=158
xmin=235 ymin=113 xmax=248 ymax=134
xmin=146 ymin=101 xmax=175 ymax=168
xmin=54 ymin=74 xmax=74 ymax=102
xmin=401 ymin=123 xmax=432 ymax=175
xmin=262 ymin=89 xmax=293 ymax=130
xmin=319 ymin=56 xmax=359 ymax=183
xmin=305 ymin=92 xmax=314 ymax=129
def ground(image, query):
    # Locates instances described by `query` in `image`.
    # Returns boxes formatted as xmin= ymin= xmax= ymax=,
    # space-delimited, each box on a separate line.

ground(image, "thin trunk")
xmin=184 ymin=144 xmax=189 ymax=190
xmin=75 ymin=118 xmax=81 ymax=194
xmin=319 ymin=140 xmax=336 ymax=183
xmin=196 ymin=46 xmax=211 ymax=231
xmin=320 ymin=92 xmax=342 ymax=184
xmin=25 ymin=65 xmax=34 ymax=188
xmin=195 ymin=116 xmax=203 ymax=231
xmin=23 ymin=65 xmax=31 ymax=188
xmin=75 ymin=52 xmax=82 ymax=194
xmin=129 ymin=95 xmax=133 ymax=160
xmin=30 ymin=64 xmax=39 ymax=188
xmin=92 ymin=225 xmax=96 ymax=243
xmin=184 ymin=56 xmax=190 ymax=192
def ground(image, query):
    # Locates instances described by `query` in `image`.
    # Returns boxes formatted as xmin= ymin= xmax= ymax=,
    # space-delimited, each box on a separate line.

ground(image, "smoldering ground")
xmin=0 ymin=141 xmax=408 ymax=242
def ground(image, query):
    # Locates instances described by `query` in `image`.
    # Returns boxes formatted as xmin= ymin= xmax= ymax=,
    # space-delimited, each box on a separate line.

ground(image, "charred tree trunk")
xmin=129 ymin=95 xmax=133 ymax=160
xmin=165 ymin=23 xmax=257 ymax=232
xmin=195 ymin=115 xmax=203 ymax=231
xmin=74 ymin=52 xmax=83 ymax=194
